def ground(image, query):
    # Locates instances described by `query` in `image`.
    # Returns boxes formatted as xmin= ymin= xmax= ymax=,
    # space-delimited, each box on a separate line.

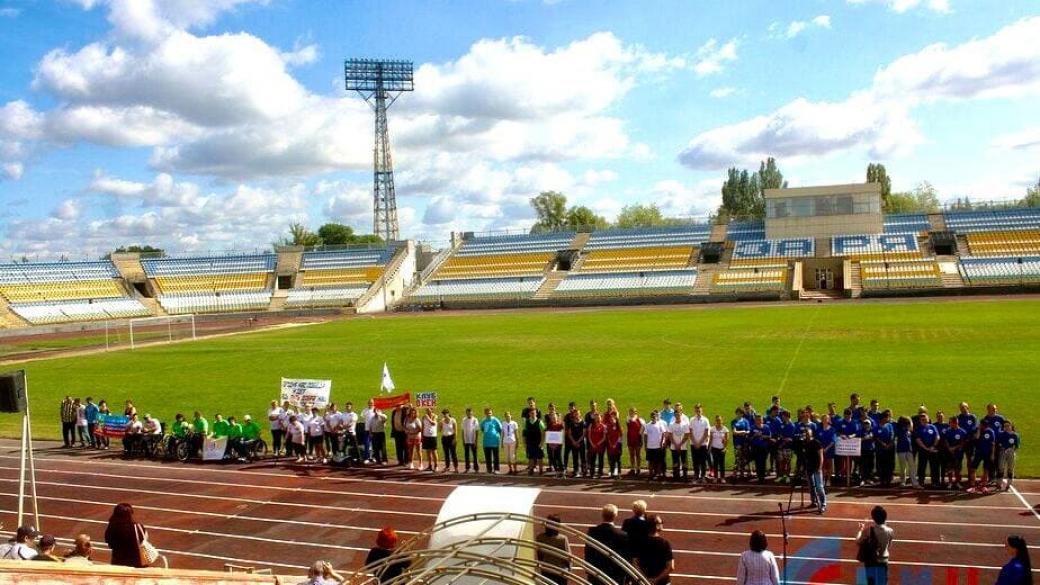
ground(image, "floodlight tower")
xmin=345 ymin=59 xmax=414 ymax=242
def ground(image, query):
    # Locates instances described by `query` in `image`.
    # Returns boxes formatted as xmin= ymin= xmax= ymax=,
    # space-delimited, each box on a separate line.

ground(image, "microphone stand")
xmin=779 ymin=501 xmax=789 ymax=585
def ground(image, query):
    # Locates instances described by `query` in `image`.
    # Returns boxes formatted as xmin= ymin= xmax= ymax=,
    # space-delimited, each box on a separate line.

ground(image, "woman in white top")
xmin=422 ymin=408 xmax=439 ymax=472
xmin=268 ymin=400 xmax=285 ymax=457
xmin=440 ymin=409 xmax=459 ymax=473
xmin=307 ymin=408 xmax=327 ymax=464
xmin=736 ymin=530 xmax=779 ymax=585
xmin=287 ymin=415 xmax=306 ymax=463
xmin=709 ymin=415 xmax=730 ymax=484
xmin=502 ymin=412 xmax=520 ymax=474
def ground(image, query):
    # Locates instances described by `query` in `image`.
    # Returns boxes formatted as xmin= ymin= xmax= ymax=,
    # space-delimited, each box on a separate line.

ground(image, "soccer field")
xmin=3 ymin=298 xmax=1038 ymax=473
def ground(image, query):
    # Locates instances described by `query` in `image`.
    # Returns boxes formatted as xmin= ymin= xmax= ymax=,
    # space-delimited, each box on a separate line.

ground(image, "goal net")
xmin=127 ymin=315 xmax=197 ymax=350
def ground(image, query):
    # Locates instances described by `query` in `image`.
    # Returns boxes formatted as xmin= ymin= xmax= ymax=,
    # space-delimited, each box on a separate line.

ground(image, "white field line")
xmin=1010 ymin=484 xmax=1040 ymax=522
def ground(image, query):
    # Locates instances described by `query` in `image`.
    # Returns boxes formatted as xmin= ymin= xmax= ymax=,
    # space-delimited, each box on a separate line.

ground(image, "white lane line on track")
xmin=0 ymin=455 xmax=1018 ymax=512
xmin=0 ymin=508 xmax=1019 ymax=574
xmin=4 ymin=464 xmax=1031 ymax=532
xmin=0 ymin=487 xmax=1003 ymax=550
xmin=1010 ymin=485 xmax=1040 ymax=522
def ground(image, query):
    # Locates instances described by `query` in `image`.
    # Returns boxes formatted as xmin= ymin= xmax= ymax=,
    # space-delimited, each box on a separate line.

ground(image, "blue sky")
xmin=0 ymin=0 xmax=1038 ymax=258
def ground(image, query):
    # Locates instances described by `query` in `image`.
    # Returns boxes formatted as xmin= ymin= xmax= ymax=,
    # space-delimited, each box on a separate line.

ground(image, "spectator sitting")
xmin=31 ymin=535 xmax=61 ymax=562
xmin=535 ymin=513 xmax=571 ymax=585
xmin=275 ymin=560 xmax=346 ymax=585
xmin=63 ymin=534 xmax=93 ymax=565
xmin=637 ymin=514 xmax=674 ymax=585
xmin=364 ymin=527 xmax=409 ymax=583
xmin=0 ymin=525 xmax=39 ymax=560
xmin=736 ymin=530 xmax=779 ymax=585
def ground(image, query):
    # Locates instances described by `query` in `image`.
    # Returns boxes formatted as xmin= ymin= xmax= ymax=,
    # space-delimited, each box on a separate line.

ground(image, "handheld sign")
xmin=835 ymin=437 xmax=862 ymax=457
xmin=545 ymin=431 xmax=564 ymax=446
xmin=415 ymin=392 xmax=438 ymax=407
xmin=281 ymin=378 xmax=332 ymax=410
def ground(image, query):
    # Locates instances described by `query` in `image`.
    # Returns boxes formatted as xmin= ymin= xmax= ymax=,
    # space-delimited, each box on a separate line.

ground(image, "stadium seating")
xmin=554 ymin=270 xmax=697 ymax=297
xmin=831 ymin=234 xmax=925 ymax=261
xmin=0 ymin=279 xmax=126 ymax=303
xmin=285 ymin=286 xmax=370 ymax=307
xmin=159 ymin=291 xmax=272 ymax=315
xmin=579 ymin=246 xmax=695 ymax=272
xmin=965 ymin=230 xmax=1040 ymax=257
xmin=435 ymin=252 xmax=555 ymax=279
xmin=884 ymin=213 xmax=931 ymax=234
xmin=730 ymin=238 xmax=814 ymax=267
xmin=712 ymin=267 xmax=788 ymax=293
xmin=142 ymin=255 xmax=275 ymax=276
xmin=455 ymin=233 xmax=576 ymax=256
xmin=959 ymin=256 xmax=1040 ymax=286
xmin=725 ymin=220 xmax=766 ymax=241
xmin=860 ymin=260 xmax=942 ymax=290
xmin=410 ymin=277 xmax=544 ymax=301
xmin=11 ymin=298 xmax=150 ymax=325
xmin=944 ymin=208 xmax=1040 ymax=233
xmin=583 ymin=225 xmax=711 ymax=250
xmin=297 ymin=248 xmax=395 ymax=291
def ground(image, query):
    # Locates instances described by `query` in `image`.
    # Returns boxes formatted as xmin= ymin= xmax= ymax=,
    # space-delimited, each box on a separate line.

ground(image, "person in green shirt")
xmin=242 ymin=415 xmax=262 ymax=441
xmin=226 ymin=415 xmax=244 ymax=461
xmin=233 ymin=414 xmax=263 ymax=462
xmin=212 ymin=414 xmax=230 ymax=438
xmin=172 ymin=413 xmax=191 ymax=439
xmin=191 ymin=411 xmax=209 ymax=459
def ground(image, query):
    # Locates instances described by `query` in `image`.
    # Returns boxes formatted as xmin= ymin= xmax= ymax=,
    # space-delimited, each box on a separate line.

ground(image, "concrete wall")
xmin=0 ymin=561 xmax=289 ymax=585
xmin=357 ymin=241 xmax=417 ymax=314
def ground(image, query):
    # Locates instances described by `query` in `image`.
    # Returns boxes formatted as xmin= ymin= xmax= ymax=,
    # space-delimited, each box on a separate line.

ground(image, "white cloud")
xmin=51 ymin=200 xmax=82 ymax=221
xmin=991 ymin=127 xmax=1040 ymax=152
xmin=0 ymin=7 xmax=20 ymax=17
xmin=679 ymin=17 xmax=1040 ymax=170
xmin=80 ymin=0 xmax=268 ymax=41
xmin=2 ymin=163 xmax=24 ymax=180
xmin=693 ymin=38 xmax=738 ymax=77
xmin=281 ymin=42 xmax=319 ymax=68
xmin=770 ymin=15 xmax=831 ymax=39
xmin=650 ymin=179 xmax=722 ymax=218
xmin=846 ymin=0 xmax=950 ymax=14
xmin=582 ymin=169 xmax=618 ymax=185
xmin=709 ymin=87 xmax=737 ymax=99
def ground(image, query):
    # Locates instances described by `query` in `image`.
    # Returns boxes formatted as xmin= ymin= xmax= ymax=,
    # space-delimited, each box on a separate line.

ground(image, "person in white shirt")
xmin=367 ymin=408 xmax=388 ymax=464
xmin=736 ymin=530 xmax=780 ymax=585
xmin=341 ymin=402 xmax=360 ymax=464
xmin=643 ymin=410 xmax=668 ymax=480
xmin=360 ymin=399 xmax=376 ymax=463
xmin=502 ymin=412 xmax=520 ymax=474
xmin=308 ymin=408 xmax=327 ymax=463
xmin=297 ymin=408 xmax=314 ymax=457
xmin=709 ymin=415 xmax=731 ymax=484
xmin=440 ymin=409 xmax=459 ymax=472
xmin=421 ymin=408 xmax=439 ymax=472
xmin=689 ymin=404 xmax=711 ymax=482
xmin=0 ymin=526 xmax=39 ymax=560
xmin=75 ymin=400 xmax=89 ymax=448
xmin=323 ymin=404 xmax=342 ymax=458
xmin=667 ymin=404 xmax=691 ymax=481
xmin=461 ymin=408 xmax=480 ymax=473
xmin=268 ymin=400 xmax=285 ymax=457
xmin=123 ymin=413 xmax=144 ymax=456
xmin=287 ymin=415 xmax=306 ymax=462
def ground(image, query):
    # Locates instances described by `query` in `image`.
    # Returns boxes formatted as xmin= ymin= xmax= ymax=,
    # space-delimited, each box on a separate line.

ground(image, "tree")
xmin=316 ymin=223 xmax=355 ymax=246
xmin=718 ymin=157 xmax=785 ymax=220
xmin=529 ymin=191 xmax=568 ymax=233
xmin=106 ymin=245 xmax=165 ymax=259
xmin=616 ymin=204 xmax=667 ymax=228
xmin=565 ymin=206 xmax=608 ymax=231
xmin=867 ymin=163 xmax=893 ymax=209
xmin=886 ymin=181 xmax=940 ymax=214
xmin=281 ymin=222 xmax=322 ymax=247
xmin=1024 ymin=175 xmax=1040 ymax=208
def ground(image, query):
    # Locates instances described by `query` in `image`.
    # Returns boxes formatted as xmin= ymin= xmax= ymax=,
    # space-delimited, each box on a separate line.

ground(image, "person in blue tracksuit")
xmin=913 ymin=414 xmax=941 ymax=489
xmin=970 ymin=420 xmax=998 ymax=493
xmin=749 ymin=416 xmax=774 ymax=484
xmin=942 ymin=417 xmax=968 ymax=489
xmin=874 ymin=411 xmax=896 ymax=487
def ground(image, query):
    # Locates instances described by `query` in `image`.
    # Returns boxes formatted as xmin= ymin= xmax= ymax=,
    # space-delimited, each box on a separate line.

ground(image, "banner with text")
xmin=203 ymin=436 xmax=228 ymax=461
xmin=94 ymin=414 xmax=129 ymax=438
xmin=280 ymin=378 xmax=332 ymax=410
xmin=373 ymin=393 xmax=411 ymax=410
xmin=415 ymin=392 xmax=438 ymax=407
xmin=835 ymin=437 xmax=862 ymax=457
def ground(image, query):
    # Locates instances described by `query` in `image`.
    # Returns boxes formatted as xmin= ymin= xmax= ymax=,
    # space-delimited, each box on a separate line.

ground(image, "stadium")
xmin=1 ymin=2 xmax=1039 ymax=585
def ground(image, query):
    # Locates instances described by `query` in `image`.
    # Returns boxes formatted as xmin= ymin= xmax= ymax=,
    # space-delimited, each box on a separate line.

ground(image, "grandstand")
xmin=287 ymin=247 xmax=398 ymax=308
xmin=0 ymin=261 xmax=148 ymax=326
xmin=143 ymin=254 xmax=276 ymax=315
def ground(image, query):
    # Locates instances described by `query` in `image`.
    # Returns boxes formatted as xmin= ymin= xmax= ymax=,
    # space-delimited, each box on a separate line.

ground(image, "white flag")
xmin=380 ymin=363 xmax=395 ymax=394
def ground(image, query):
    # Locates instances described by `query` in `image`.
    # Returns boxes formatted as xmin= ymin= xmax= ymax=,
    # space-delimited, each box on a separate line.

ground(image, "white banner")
xmin=203 ymin=436 xmax=228 ymax=461
xmin=281 ymin=378 xmax=332 ymax=410
xmin=835 ymin=437 xmax=862 ymax=457
xmin=545 ymin=431 xmax=564 ymax=446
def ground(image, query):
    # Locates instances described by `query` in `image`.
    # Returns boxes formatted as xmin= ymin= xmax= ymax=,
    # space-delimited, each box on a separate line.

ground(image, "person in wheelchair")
xmin=189 ymin=411 xmax=209 ymax=459
xmin=122 ymin=413 xmax=144 ymax=456
xmin=167 ymin=413 xmax=191 ymax=454
xmin=230 ymin=415 xmax=264 ymax=462
xmin=226 ymin=416 xmax=244 ymax=460
xmin=142 ymin=414 xmax=164 ymax=455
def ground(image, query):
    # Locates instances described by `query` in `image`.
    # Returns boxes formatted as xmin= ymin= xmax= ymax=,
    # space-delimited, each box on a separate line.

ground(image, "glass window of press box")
xmin=767 ymin=195 xmax=879 ymax=219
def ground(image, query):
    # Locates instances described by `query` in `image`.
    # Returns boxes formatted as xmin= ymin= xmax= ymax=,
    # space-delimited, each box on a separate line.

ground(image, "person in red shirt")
xmin=627 ymin=408 xmax=645 ymax=477
xmin=606 ymin=411 xmax=624 ymax=479
xmin=588 ymin=412 xmax=607 ymax=479
xmin=546 ymin=413 xmax=566 ymax=478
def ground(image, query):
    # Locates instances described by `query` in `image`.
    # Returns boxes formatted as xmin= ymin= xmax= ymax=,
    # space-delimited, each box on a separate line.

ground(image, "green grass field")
xmin=3 ymin=298 xmax=1038 ymax=473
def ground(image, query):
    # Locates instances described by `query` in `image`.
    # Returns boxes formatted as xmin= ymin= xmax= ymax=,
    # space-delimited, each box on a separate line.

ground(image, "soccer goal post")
xmin=128 ymin=314 xmax=197 ymax=350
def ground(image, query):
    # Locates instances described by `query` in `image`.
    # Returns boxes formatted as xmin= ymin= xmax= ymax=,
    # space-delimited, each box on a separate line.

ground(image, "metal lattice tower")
xmin=345 ymin=59 xmax=414 ymax=242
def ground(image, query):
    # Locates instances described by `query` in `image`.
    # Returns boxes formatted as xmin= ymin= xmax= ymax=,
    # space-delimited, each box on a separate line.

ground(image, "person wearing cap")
xmin=63 ymin=534 xmax=93 ymax=565
xmin=364 ymin=527 xmax=409 ymax=583
xmin=31 ymin=535 xmax=60 ymax=562
xmin=0 ymin=526 xmax=39 ymax=560
xmin=123 ymin=412 xmax=144 ymax=456
xmin=142 ymin=413 xmax=163 ymax=455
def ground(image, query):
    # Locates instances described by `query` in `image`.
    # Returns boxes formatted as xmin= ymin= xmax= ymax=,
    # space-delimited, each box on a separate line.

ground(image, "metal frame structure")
xmin=345 ymin=59 xmax=414 ymax=243
xmin=348 ymin=512 xmax=651 ymax=585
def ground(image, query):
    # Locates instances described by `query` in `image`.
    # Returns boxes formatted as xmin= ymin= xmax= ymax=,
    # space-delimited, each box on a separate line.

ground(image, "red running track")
xmin=1 ymin=441 xmax=1038 ymax=585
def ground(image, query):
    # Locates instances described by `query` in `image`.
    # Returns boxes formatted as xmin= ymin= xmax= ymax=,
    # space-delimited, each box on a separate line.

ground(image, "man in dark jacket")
xmin=585 ymin=504 xmax=630 ymax=585
xmin=621 ymin=500 xmax=651 ymax=561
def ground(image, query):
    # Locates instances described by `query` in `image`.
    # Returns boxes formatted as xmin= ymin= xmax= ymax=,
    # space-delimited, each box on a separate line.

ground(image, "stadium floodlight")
xmin=345 ymin=58 xmax=414 ymax=243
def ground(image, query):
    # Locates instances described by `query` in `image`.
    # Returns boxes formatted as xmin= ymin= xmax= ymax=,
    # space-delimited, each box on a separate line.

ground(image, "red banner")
xmin=373 ymin=393 xmax=410 ymax=410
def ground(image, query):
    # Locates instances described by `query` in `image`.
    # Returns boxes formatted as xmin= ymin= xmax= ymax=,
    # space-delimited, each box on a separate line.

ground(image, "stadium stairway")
xmin=955 ymin=234 xmax=971 ymax=256
xmin=691 ymin=265 xmax=717 ymax=295
xmin=268 ymin=294 xmax=288 ymax=311
xmin=109 ymin=253 xmax=147 ymax=283
xmin=356 ymin=241 xmax=417 ymax=313
xmin=275 ymin=246 xmax=304 ymax=276
xmin=569 ymin=232 xmax=591 ymax=249
xmin=928 ymin=212 xmax=947 ymax=232
xmin=532 ymin=270 xmax=568 ymax=299
xmin=0 ymin=300 xmax=28 ymax=327
xmin=137 ymin=296 xmax=167 ymax=317
xmin=849 ymin=262 xmax=863 ymax=297
xmin=710 ymin=223 xmax=727 ymax=241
